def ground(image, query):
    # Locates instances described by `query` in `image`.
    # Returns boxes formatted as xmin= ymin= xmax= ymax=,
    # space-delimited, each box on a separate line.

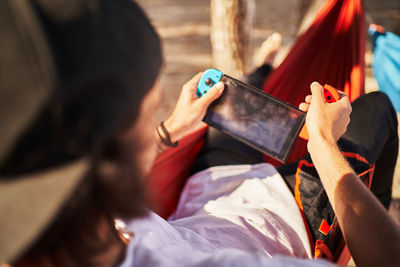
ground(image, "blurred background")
xmin=136 ymin=0 xmax=400 ymax=220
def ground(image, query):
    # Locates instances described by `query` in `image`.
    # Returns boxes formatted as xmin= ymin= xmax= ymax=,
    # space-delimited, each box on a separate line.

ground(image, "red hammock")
xmin=262 ymin=0 xmax=365 ymax=165
xmin=148 ymin=0 xmax=366 ymax=220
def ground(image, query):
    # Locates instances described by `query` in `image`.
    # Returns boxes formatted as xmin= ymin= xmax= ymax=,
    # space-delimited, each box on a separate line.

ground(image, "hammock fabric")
xmin=369 ymin=25 xmax=400 ymax=112
xmin=262 ymin=0 xmax=366 ymax=164
xmin=147 ymin=126 xmax=207 ymax=218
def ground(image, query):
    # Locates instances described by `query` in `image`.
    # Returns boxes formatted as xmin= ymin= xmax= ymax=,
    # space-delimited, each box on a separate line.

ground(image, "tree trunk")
xmin=297 ymin=0 xmax=325 ymax=35
xmin=210 ymin=0 xmax=255 ymax=78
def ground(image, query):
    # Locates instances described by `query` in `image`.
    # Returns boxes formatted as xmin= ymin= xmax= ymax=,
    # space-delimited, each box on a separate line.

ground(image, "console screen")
xmin=203 ymin=75 xmax=305 ymax=162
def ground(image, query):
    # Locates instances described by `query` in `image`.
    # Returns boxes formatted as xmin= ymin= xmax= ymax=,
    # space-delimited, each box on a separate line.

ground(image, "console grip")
xmin=299 ymin=84 xmax=339 ymax=140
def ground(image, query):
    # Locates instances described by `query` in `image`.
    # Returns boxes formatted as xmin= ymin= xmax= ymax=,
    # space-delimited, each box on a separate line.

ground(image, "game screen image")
xmin=204 ymin=75 xmax=305 ymax=162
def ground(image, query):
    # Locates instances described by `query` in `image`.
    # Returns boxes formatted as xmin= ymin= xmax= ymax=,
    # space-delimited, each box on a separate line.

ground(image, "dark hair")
xmin=1 ymin=0 xmax=162 ymax=265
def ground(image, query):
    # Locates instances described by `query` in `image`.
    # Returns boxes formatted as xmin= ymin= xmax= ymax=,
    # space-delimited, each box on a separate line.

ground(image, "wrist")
xmin=308 ymin=131 xmax=337 ymax=154
xmin=164 ymin=117 xmax=185 ymax=143
xmin=156 ymin=121 xmax=179 ymax=150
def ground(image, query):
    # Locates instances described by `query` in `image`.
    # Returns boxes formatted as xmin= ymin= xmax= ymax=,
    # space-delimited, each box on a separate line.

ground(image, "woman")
xmin=1 ymin=0 xmax=399 ymax=266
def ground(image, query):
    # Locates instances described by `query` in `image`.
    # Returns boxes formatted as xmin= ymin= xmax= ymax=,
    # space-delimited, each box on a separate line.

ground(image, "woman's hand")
xmin=163 ymin=73 xmax=224 ymax=142
xmin=299 ymin=82 xmax=352 ymax=146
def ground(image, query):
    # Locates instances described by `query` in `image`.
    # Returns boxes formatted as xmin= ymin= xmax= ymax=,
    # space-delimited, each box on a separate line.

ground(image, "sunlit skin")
xmin=156 ymin=73 xmax=224 ymax=150
xmin=163 ymin=73 xmax=224 ymax=143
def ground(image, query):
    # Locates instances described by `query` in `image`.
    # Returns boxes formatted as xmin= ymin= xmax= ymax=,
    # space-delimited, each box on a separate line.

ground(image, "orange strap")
xmin=294 ymin=152 xmax=374 ymax=258
xmin=314 ymin=240 xmax=334 ymax=260
xmin=341 ymin=151 xmax=370 ymax=165
xmin=341 ymin=151 xmax=375 ymax=188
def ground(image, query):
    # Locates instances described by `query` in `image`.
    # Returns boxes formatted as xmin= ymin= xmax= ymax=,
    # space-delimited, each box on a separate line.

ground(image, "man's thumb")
xmin=199 ymin=82 xmax=224 ymax=104
xmin=310 ymin=82 xmax=325 ymax=104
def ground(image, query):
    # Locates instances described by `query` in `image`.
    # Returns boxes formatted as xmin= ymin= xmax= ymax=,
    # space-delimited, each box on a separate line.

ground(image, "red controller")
xmin=299 ymin=84 xmax=340 ymax=140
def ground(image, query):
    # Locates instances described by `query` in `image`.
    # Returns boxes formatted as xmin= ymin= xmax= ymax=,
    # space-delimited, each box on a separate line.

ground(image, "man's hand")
xmin=163 ymin=73 xmax=224 ymax=142
xmin=299 ymin=82 xmax=352 ymax=145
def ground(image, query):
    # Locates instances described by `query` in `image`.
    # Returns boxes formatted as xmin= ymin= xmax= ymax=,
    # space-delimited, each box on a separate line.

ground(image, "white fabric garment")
xmin=120 ymin=163 xmax=333 ymax=267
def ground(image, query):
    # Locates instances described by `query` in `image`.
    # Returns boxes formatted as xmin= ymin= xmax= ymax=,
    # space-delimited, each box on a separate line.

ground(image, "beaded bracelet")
xmin=156 ymin=121 xmax=178 ymax=147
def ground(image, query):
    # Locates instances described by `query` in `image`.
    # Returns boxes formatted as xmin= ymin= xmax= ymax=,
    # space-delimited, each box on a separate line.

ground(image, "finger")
xmin=299 ymin=102 xmax=310 ymax=112
xmin=310 ymin=81 xmax=325 ymax=104
xmin=337 ymin=93 xmax=352 ymax=114
xmin=182 ymin=72 xmax=203 ymax=96
xmin=305 ymin=95 xmax=312 ymax=104
xmin=337 ymin=90 xmax=347 ymax=99
xmin=188 ymin=72 xmax=203 ymax=84
xmin=337 ymin=93 xmax=350 ymax=105
xmin=197 ymin=81 xmax=224 ymax=105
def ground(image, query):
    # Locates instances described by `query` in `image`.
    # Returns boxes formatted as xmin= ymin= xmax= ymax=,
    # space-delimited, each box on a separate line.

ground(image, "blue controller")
xmin=196 ymin=68 xmax=223 ymax=98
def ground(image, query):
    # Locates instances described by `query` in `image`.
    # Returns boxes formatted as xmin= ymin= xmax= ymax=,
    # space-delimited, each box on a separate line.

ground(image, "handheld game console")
xmin=197 ymin=69 xmax=306 ymax=162
xmin=197 ymin=69 xmax=342 ymax=161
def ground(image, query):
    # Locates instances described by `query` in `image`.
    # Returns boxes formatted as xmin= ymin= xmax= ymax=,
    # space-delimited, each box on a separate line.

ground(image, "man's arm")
xmin=155 ymin=73 xmax=224 ymax=153
xmin=303 ymin=82 xmax=400 ymax=267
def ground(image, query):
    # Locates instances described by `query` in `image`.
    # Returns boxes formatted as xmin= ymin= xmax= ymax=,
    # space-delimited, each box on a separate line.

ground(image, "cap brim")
xmin=0 ymin=159 xmax=89 ymax=264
